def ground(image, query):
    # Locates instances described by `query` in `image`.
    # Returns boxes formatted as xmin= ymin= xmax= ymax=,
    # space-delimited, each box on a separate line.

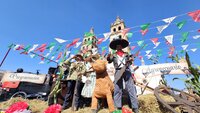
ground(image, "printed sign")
xmin=1 ymin=72 xmax=46 ymax=84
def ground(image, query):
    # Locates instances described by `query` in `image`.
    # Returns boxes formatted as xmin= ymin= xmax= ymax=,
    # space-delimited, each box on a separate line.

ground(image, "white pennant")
xmin=162 ymin=16 xmax=176 ymax=24
xmin=153 ymin=42 xmax=160 ymax=49
xmin=181 ymin=44 xmax=189 ymax=50
xmin=146 ymin=54 xmax=153 ymax=59
xmin=39 ymin=61 xmax=45 ymax=64
xmin=165 ymin=35 xmax=173 ymax=44
xmin=51 ymin=56 xmax=55 ymax=60
xmin=191 ymin=48 xmax=197 ymax=52
xmin=156 ymin=24 xmax=169 ymax=34
xmin=13 ymin=44 xmax=20 ymax=50
xmin=44 ymin=53 xmax=50 ymax=57
xmin=28 ymin=44 xmax=39 ymax=53
xmin=103 ymin=32 xmax=111 ymax=42
xmin=49 ymin=46 xmax=55 ymax=53
xmin=145 ymin=50 xmax=152 ymax=55
xmin=66 ymin=51 xmax=71 ymax=57
xmin=193 ymin=35 xmax=200 ymax=39
xmin=54 ymin=38 xmax=67 ymax=43
xmin=75 ymin=42 xmax=82 ymax=48
xmin=30 ymin=54 xmax=36 ymax=58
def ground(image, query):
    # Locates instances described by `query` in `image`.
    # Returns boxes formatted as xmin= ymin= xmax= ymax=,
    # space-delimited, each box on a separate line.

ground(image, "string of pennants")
xmin=8 ymin=9 xmax=200 ymax=65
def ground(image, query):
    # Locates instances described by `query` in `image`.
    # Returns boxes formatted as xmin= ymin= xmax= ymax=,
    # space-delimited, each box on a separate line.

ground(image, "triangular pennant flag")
xmin=146 ymin=54 xmax=153 ymax=59
xmin=30 ymin=54 xmax=36 ymax=58
xmin=157 ymin=49 xmax=162 ymax=57
xmin=131 ymin=46 xmax=136 ymax=50
xmin=188 ymin=10 xmax=200 ymax=22
xmin=75 ymin=42 xmax=82 ymax=48
xmin=97 ymin=38 xmax=104 ymax=44
xmin=156 ymin=24 xmax=169 ymax=34
xmin=153 ymin=42 xmax=160 ymax=49
xmin=103 ymin=32 xmax=111 ymax=42
xmin=14 ymin=45 xmax=24 ymax=50
xmin=162 ymin=16 xmax=176 ymax=24
xmin=126 ymin=33 xmax=133 ymax=38
xmin=145 ymin=50 xmax=151 ymax=55
xmin=165 ymin=35 xmax=173 ymax=45
xmin=65 ymin=51 xmax=71 ymax=57
xmin=150 ymin=38 xmax=158 ymax=45
xmin=50 ymin=56 xmax=55 ymax=60
xmin=140 ymin=29 xmax=148 ymax=36
xmin=137 ymin=40 xmax=144 ymax=47
xmin=140 ymin=23 xmax=150 ymax=30
xmin=180 ymin=32 xmax=189 ymax=43
xmin=46 ymin=43 xmax=56 ymax=50
xmin=181 ymin=44 xmax=189 ymax=50
xmin=193 ymin=35 xmax=200 ymax=39
xmin=121 ymin=28 xmax=130 ymax=37
xmin=8 ymin=44 xmax=14 ymax=48
xmin=34 ymin=44 xmax=47 ymax=52
xmin=20 ymin=45 xmax=31 ymax=54
xmin=54 ymin=38 xmax=67 ymax=43
xmin=66 ymin=38 xmax=80 ymax=48
xmin=101 ymin=46 xmax=107 ymax=51
xmin=39 ymin=61 xmax=45 ymax=64
xmin=13 ymin=45 xmax=20 ymax=50
xmin=56 ymin=52 xmax=62 ymax=60
xmin=28 ymin=44 xmax=39 ymax=53
xmin=191 ymin=48 xmax=197 ymax=52
xmin=55 ymin=45 xmax=62 ymax=51
xmin=176 ymin=21 xmax=186 ymax=30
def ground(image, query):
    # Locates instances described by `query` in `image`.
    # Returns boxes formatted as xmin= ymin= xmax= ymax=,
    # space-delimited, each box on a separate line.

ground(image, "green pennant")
xmin=101 ymin=46 xmax=107 ymax=51
xmin=126 ymin=33 xmax=133 ymax=38
xmin=176 ymin=21 xmax=186 ymax=30
xmin=157 ymin=49 xmax=162 ymax=57
xmin=56 ymin=45 xmax=62 ymax=51
xmin=8 ymin=44 xmax=14 ymax=48
xmin=23 ymin=45 xmax=31 ymax=52
xmin=180 ymin=32 xmax=189 ymax=43
xmin=84 ymin=32 xmax=94 ymax=37
xmin=140 ymin=23 xmax=150 ymax=30
xmin=46 ymin=42 xmax=56 ymax=49
xmin=137 ymin=40 xmax=144 ymax=47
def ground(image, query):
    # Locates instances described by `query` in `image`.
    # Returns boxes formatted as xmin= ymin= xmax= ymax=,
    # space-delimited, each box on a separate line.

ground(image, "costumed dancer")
xmin=107 ymin=38 xmax=139 ymax=113
xmin=62 ymin=54 xmax=86 ymax=111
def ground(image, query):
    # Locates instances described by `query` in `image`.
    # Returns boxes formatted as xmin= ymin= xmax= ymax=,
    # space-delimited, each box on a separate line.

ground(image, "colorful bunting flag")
xmin=140 ymin=23 xmax=150 ymax=30
xmin=162 ymin=16 xmax=176 ymax=24
xmin=30 ymin=54 xmax=36 ymax=58
xmin=176 ymin=21 xmax=186 ymax=30
xmin=97 ymin=38 xmax=104 ymax=44
xmin=14 ymin=45 xmax=24 ymax=50
xmin=131 ymin=46 xmax=136 ymax=50
xmin=54 ymin=38 xmax=67 ymax=43
xmin=75 ymin=42 xmax=82 ymax=48
xmin=34 ymin=44 xmax=47 ymax=52
xmin=165 ymin=35 xmax=173 ymax=45
xmin=121 ymin=28 xmax=130 ymax=37
xmin=20 ymin=45 xmax=31 ymax=54
xmin=150 ymin=38 xmax=158 ymax=45
xmin=157 ymin=49 xmax=162 ymax=57
xmin=126 ymin=33 xmax=133 ymax=38
xmin=66 ymin=38 xmax=80 ymax=48
xmin=188 ymin=10 xmax=200 ymax=22
xmin=156 ymin=24 xmax=169 ymax=34
xmin=181 ymin=44 xmax=189 ymax=50
xmin=46 ymin=43 xmax=56 ymax=50
xmin=103 ymin=32 xmax=111 ymax=42
xmin=153 ymin=42 xmax=160 ymax=49
xmin=191 ymin=48 xmax=197 ymax=52
xmin=180 ymin=32 xmax=189 ymax=43
xmin=193 ymin=35 xmax=200 ymax=39
xmin=140 ymin=29 xmax=148 ymax=36
xmin=101 ymin=46 xmax=107 ymax=51
xmin=145 ymin=50 xmax=151 ymax=55
xmin=56 ymin=52 xmax=62 ymax=60
xmin=28 ymin=44 xmax=39 ymax=53
xmin=137 ymin=40 xmax=144 ymax=47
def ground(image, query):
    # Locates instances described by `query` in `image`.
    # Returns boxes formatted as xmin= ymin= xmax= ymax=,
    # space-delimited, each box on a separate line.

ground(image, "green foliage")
xmin=171 ymin=52 xmax=200 ymax=96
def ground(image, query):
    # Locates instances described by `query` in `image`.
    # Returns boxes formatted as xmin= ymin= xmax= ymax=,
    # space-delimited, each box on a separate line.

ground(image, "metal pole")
xmin=0 ymin=47 xmax=12 ymax=67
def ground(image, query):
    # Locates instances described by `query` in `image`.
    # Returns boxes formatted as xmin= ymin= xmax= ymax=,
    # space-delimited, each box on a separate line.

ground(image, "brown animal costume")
xmin=91 ymin=59 xmax=115 ymax=112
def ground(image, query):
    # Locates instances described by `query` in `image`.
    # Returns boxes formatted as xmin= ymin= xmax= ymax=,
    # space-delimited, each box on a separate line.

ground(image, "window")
xmin=119 ymin=35 xmax=122 ymax=39
xmin=113 ymin=28 xmax=116 ymax=32
xmin=118 ymin=26 xmax=121 ymax=31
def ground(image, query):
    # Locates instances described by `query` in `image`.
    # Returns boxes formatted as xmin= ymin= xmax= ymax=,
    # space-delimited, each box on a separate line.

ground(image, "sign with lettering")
xmin=1 ymin=72 xmax=46 ymax=84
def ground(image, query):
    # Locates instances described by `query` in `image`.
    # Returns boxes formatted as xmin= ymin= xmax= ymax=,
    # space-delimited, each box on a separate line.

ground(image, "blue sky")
xmin=0 ymin=0 xmax=199 ymax=89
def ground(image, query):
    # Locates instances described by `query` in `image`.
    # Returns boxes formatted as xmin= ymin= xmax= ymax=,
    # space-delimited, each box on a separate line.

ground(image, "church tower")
xmin=109 ymin=16 xmax=130 ymax=53
xmin=80 ymin=27 xmax=98 ymax=58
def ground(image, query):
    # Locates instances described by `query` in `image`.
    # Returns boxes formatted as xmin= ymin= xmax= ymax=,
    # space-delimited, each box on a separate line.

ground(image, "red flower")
xmin=122 ymin=107 xmax=132 ymax=113
xmin=5 ymin=101 xmax=28 ymax=113
xmin=44 ymin=104 xmax=61 ymax=113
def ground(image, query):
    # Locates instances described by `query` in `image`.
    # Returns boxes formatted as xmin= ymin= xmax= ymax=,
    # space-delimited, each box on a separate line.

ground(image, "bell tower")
xmin=109 ymin=16 xmax=130 ymax=53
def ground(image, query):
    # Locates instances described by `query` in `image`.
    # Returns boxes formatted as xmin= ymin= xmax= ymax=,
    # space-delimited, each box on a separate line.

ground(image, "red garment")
xmin=116 ymin=50 xmax=124 ymax=57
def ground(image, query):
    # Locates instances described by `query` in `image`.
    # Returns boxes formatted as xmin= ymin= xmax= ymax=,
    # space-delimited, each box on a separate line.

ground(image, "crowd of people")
xmin=49 ymin=38 xmax=139 ymax=113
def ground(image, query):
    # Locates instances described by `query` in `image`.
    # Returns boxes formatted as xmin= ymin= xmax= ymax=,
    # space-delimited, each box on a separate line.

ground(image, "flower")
xmin=5 ymin=101 xmax=29 ymax=113
xmin=44 ymin=104 xmax=61 ymax=113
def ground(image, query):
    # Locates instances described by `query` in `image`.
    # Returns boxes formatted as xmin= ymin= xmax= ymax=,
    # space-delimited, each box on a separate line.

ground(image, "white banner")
xmin=1 ymin=72 xmax=46 ymax=84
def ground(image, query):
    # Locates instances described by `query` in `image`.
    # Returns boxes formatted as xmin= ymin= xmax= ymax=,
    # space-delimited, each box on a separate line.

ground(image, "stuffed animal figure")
xmin=91 ymin=59 xmax=115 ymax=113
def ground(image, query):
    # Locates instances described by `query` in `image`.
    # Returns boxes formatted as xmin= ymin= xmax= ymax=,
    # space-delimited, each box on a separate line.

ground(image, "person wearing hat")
xmin=62 ymin=54 xmax=86 ymax=111
xmin=107 ymin=37 xmax=139 ymax=113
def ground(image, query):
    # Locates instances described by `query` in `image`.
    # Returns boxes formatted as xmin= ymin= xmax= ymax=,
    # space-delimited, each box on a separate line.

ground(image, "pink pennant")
xmin=188 ymin=10 xmax=200 ymax=22
xmin=131 ymin=46 xmax=136 ymax=50
xmin=122 ymin=28 xmax=131 ymax=37
xmin=139 ymin=56 xmax=143 ymax=60
xmin=66 ymin=38 xmax=80 ymax=48
xmin=97 ymin=38 xmax=104 ymax=44
xmin=198 ymin=29 xmax=200 ymax=32
xmin=56 ymin=52 xmax=62 ymax=60
xmin=16 ymin=45 xmax=24 ymax=50
xmin=140 ymin=29 xmax=148 ymax=36
xmin=34 ymin=44 xmax=47 ymax=52
xmin=151 ymin=38 xmax=158 ymax=45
